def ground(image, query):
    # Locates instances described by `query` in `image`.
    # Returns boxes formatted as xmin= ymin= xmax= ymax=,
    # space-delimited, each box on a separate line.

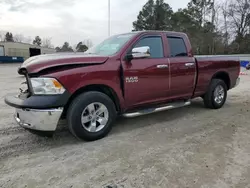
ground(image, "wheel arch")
xmin=63 ymin=84 xmax=121 ymax=118
xmin=211 ymin=71 xmax=231 ymax=90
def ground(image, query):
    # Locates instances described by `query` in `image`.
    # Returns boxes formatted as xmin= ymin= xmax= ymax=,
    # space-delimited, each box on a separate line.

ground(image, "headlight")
xmin=30 ymin=77 xmax=65 ymax=95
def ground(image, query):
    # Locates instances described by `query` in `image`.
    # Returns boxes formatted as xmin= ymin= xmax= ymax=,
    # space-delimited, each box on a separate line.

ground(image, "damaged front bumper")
xmin=5 ymin=91 xmax=70 ymax=132
xmin=14 ymin=107 xmax=63 ymax=131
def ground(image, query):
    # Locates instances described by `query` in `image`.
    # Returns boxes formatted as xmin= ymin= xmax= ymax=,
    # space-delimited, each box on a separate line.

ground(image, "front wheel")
xmin=203 ymin=79 xmax=228 ymax=109
xmin=67 ymin=91 xmax=117 ymax=141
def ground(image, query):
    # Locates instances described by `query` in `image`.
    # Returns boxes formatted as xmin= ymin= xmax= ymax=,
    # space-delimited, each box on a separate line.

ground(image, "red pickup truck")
xmin=5 ymin=31 xmax=240 ymax=141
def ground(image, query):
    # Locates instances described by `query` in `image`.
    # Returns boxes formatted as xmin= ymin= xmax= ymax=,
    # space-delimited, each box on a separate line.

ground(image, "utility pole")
xmin=211 ymin=0 xmax=215 ymax=27
xmin=211 ymin=0 xmax=215 ymax=54
xmin=108 ymin=0 xmax=111 ymax=36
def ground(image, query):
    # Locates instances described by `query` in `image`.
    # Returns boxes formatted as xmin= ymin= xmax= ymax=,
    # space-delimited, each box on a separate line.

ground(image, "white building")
xmin=0 ymin=42 xmax=56 ymax=61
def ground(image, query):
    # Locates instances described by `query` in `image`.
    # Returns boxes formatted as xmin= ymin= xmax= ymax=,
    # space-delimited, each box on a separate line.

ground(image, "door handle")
xmin=185 ymin=63 xmax=195 ymax=67
xmin=157 ymin=64 xmax=168 ymax=69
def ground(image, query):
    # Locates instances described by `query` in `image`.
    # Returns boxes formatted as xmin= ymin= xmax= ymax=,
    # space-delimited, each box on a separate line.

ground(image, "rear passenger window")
xmin=134 ymin=36 xmax=164 ymax=58
xmin=167 ymin=36 xmax=188 ymax=57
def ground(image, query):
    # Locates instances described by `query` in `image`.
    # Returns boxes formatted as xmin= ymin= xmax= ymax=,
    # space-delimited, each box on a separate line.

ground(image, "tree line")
xmin=0 ymin=31 xmax=93 ymax=52
xmin=55 ymin=40 xmax=93 ymax=53
xmin=0 ymin=31 xmax=53 ymax=48
xmin=133 ymin=0 xmax=250 ymax=55
xmin=1 ymin=0 xmax=248 ymax=55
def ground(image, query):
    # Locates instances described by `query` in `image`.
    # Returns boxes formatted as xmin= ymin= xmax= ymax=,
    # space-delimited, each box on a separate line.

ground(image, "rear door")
xmin=166 ymin=35 xmax=196 ymax=99
xmin=122 ymin=34 xmax=170 ymax=108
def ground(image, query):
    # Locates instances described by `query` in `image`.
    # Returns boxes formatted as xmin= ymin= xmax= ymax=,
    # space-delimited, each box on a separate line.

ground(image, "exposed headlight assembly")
xmin=30 ymin=78 xmax=65 ymax=95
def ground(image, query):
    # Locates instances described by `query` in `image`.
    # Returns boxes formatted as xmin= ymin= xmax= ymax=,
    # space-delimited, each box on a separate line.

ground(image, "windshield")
xmin=85 ymin=33 xmax=136 ymax=56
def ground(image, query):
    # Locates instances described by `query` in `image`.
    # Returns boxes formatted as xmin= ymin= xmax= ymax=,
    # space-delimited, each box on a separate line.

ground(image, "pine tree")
xmin=132 ymin=0 xmax=155 ymax=31
xmin=33 ymin=36 xmax=42 ymax=46
xmin=76 ymin=42 xmax=88 ymax=52
xmin=132 ymin=0 xmax=173 ymax=31
xmin=5 ymin=32 xmax=14 ymax=42
xmin=154 ymin=0 xmax=173 ymax=30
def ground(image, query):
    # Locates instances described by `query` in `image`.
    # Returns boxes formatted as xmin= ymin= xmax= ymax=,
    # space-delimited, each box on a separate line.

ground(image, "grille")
xmin=19 ymin=80 xmax=28 ymax=93
xmin=19 ymin=74 xmax=31 ymax=98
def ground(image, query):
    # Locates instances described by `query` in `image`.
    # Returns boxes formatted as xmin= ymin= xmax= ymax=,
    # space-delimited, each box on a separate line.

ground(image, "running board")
xmin=122 ymin=101 xmax=191 ymax=118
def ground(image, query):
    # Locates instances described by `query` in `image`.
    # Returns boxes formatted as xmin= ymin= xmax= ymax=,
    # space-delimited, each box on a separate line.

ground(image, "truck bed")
xmin=193 ymin=55 xmax=240 ymax=98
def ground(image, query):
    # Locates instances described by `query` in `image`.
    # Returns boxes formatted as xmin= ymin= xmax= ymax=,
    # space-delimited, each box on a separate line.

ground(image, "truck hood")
xmin=18 ymin=53 xmax=109 ymax=75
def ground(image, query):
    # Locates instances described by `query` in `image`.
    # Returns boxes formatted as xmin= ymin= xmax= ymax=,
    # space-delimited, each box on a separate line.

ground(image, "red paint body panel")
xmin=44 ymin=57 xmax=126 ymax=109
xmin=194 ymin=56 xmax=240 ymax=97
xmin=122 ymin=58 xmax=170 ymax=108
xmin=21 ymin=31 xmax=240 ymax=112
xmin=168 ymin=57 xmax=196 ymax=99
xmin=20 ymin=53 xmax=109 ymax=73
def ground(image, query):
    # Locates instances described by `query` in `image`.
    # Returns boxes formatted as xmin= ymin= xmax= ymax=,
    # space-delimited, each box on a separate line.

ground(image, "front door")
xmin=122 ymin=35 xmax=170 ymax=108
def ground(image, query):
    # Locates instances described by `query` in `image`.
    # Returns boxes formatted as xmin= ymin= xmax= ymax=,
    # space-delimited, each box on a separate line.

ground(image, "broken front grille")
xmin=18 ymin=74 xmax=32 ymax=98
xmin=19 ymin=80 xmax=28 ymax=94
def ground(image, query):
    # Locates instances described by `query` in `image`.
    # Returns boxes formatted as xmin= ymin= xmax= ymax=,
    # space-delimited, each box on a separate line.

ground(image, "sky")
xmin=0 ymin=0 xmax=190 ymax=47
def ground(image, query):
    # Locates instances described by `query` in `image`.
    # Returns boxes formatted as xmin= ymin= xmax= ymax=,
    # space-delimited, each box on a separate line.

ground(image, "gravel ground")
xmin=0 ymin=64 xmax=250 ymax=188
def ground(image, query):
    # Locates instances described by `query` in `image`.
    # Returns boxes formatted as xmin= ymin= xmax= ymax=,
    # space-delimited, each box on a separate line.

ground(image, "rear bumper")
xmin=235 ymin=77 xmax=240 ymax=87
xmin=14 ymin=108 xmax=63 ymax=131
xmin=234 ymin=77 xmax=240 ymax=88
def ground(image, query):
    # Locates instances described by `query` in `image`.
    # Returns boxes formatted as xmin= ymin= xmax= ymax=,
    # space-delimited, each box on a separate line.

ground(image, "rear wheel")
xmin=67 ymin=91 xmax=117 ymax=141
xmin=203 ymin=79 xmax=227 ymax=109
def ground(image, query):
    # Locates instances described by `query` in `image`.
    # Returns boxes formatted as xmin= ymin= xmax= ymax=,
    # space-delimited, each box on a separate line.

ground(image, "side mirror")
xmin=131 ymin=46 xmax=150 ymax=59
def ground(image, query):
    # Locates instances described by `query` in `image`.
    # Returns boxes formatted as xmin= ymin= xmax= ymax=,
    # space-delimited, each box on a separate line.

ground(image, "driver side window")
xmin=134 ymin=36 xmax=164 ymax=58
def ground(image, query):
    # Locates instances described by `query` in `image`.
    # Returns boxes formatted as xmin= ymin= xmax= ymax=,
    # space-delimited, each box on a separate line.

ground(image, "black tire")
xmin=246 ymin=64 xmax=250 ymax=70
xmin=67 ymin=91 xmax=117 ymax=141
xmin=203 ymin=79 xmax=227 ymax=109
